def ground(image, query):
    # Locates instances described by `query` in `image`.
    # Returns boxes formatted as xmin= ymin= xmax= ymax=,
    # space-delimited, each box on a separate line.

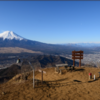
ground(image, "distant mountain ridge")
xmin=60 ymin=43 xmax=100 ymax=47
xmin=0 ymin=31 xmax=97 ymax=54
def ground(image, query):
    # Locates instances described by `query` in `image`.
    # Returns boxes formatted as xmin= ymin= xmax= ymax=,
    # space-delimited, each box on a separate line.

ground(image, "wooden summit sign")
xmin=72 ymin=50 xmax=83 ymax=67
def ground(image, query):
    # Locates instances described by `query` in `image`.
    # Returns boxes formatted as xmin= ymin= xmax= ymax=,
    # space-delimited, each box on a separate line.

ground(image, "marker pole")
xmin=94 ymin=75 xmax=95 ymax=81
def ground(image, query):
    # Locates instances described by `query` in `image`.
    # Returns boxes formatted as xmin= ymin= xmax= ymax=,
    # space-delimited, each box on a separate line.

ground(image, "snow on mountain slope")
xmin=0 ymin=31 xmax=24 ymax=40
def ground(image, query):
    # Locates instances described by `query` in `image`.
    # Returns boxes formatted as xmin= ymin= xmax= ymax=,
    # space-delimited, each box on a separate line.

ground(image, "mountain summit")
xmin=0 ymin=31 xmax=24 ymax=40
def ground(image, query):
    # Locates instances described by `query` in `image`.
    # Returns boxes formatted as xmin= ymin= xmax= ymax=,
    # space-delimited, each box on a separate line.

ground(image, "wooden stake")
xmin=41 ymin=71 xmax=43 ymax=84
xmin=73 ymin=59 xmax=75 ymax=66
xmin=79 ymin=59 xmax=81 ymax=67
xmin=33 ymin=70 xmax=35 ymax=88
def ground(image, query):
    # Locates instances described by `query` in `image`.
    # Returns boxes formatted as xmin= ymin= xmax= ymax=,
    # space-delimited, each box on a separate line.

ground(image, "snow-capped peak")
xmin=0 ymin=31 xmax=24 ymax=40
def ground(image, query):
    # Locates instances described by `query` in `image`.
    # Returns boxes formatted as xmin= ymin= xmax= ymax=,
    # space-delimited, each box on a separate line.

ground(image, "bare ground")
xmin=0 ymin=66 xmax=100 ymax=100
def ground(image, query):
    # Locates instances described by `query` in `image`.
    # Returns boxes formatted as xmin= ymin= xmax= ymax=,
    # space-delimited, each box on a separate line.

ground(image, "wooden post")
xmin=41 ymin=71 xmax=43 ymax=84
xmin=38 ymin=69 xmax=46 ymax=85
xmin=79 ymin=53 xmax=82 ymax=67
xmin=79 ymin=59 xmax=81 ymax=67
xmin=98 ymin=72 xmax=100 ymax=78
xmin=28 ymin=61 xmax=35 ymax=88
xmin=73 ymin=59 xmax=75 ymax=66
xmin=33 ymin=69 xmax=35 ymax=88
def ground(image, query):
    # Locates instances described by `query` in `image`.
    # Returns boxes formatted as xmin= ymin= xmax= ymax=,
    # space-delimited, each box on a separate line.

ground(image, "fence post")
xmin=41 ymin=71 xmax=43 ymax=84
xmin=33 ymin=69 xmax=35 ymax=88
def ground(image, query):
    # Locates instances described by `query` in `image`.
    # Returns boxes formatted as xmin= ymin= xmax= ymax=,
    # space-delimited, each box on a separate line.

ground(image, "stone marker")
xmin=89 ymin=73 xmax=92 ymax=80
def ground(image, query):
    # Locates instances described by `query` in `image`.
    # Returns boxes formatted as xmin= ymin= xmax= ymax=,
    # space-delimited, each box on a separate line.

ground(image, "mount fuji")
xmin=0 ymin=31 xmax=97 ymax=54
xmin=0 ymin=31 xmax=67 ymax=54
xmin=0 ymin=31 xmax=24 ymax=40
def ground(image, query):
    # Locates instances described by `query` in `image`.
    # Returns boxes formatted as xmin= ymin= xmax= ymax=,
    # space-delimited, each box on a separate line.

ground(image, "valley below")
xmin=61 ymin=52 xmax=100 ymax=67
xmin=0 ymin=51 xmax=100 ymax=69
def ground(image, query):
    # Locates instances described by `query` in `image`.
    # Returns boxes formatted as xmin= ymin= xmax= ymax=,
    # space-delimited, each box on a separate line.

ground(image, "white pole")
xmin=94 ymin=75 xmax=95 ymax=81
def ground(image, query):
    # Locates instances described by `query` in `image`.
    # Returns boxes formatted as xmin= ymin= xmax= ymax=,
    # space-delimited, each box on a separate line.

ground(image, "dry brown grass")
xmin=0 ymin=66 xmax=100 ymax=100
xmin=0 ymin=47 xmax=43 ymax=54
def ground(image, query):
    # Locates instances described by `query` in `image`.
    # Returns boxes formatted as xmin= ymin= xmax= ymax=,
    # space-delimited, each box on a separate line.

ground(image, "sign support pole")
xmin=73 ymin=59 xmax=75 ymax=66
xmin=79 ymin=59 xmax=81 ymax=67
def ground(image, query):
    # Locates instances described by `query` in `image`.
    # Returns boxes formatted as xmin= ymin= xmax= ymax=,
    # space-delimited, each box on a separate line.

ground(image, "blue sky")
xmin=0 ymin=1 xmax=100 ymax=44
